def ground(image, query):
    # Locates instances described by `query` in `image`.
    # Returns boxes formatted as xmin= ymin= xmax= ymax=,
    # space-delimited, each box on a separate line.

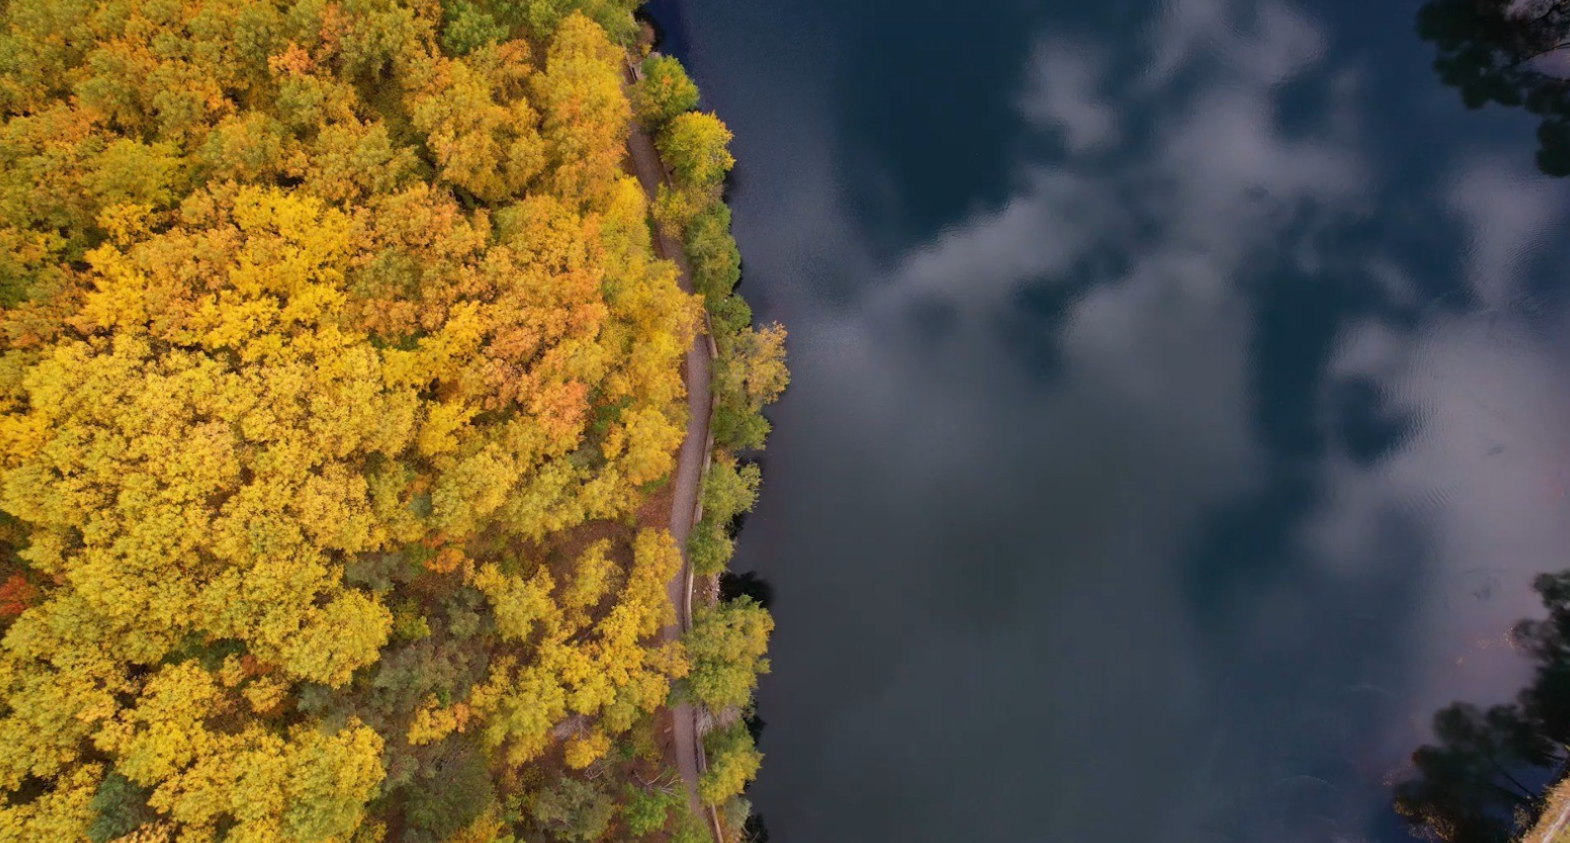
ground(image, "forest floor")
xmin=622 ymin=61 xmax=716 ymax=828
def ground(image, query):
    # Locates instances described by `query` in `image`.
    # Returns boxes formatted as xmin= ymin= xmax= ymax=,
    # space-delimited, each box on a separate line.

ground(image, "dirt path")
xmin=1530 ymin=787 xmax=1570 ymax=843
xmin=623 ymin=66 xmax=716 ymax=829
xmin=1542 ymin=803 xmax=1570 ymax=843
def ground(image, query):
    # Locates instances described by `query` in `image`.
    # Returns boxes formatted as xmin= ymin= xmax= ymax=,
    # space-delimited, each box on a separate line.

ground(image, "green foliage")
xmin=671 ymin=807 xmax=712 ymax=843
xmin=647 ymin=103 xmax=787 ymax=455
xmin=689 ymin=456 xmax=761 ymax=577
xmin=279 ymin=727 xmax=391 ymax=843
xmin=401 ymin=739 xmax=497 ymax=843
xmin=652 ymin=182 xmax=713 ymax=235
xmin=685 ymin=598 xmax=772 ymax=712
xmin=657 ymin=111 xmax=734 ymax=189
xmin=712 ymin=323 xmax=789 ymax=452
xmin=442 ymin=0 xmax=509 ymax=56
xmin=621 ymin=785 xmax=680 ymax=836
xmin=86 ymin=139 xmax=184 ymax=208
xmin=686 ymin=202 xmax=742 ymax=303
xmin=530 ymin=776 xmax=616 ymax=842
xmin=708 ymin=293 xmax=755 ymax=339
xmin=720 ymin=796 xmax=754 ymax=843
xmin=344 ymin=551 xmax=420 ymax=594
xmin=443 ymin=585 xmax=489 ymax=639
xmin=516 ymin=0 xmax=640 ymax=44
xmin=712 ymin=404 xmax=772 ymax=455
xmin=641 ymin=83 xmax=787 ymax=843
xmin=87 ymin=771 xmax=154 ymax=843
xmin=688 ymin=524 xmax=727 ymax=578
xmin=392 ymin=599 xmax=434 ymax=642
xmin=699 ymin=722 xmax=761 ymax=805
xmin=631 ymin=55 xmax=699 ymax=127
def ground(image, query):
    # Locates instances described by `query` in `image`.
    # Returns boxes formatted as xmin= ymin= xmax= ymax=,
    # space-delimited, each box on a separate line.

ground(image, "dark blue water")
xmin=656 ymin=0 xmax=1570 ymax=840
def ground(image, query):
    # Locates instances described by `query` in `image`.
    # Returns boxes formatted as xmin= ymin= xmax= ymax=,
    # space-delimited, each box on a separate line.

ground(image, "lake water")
xmin=652 ymin=0 xmax=1570 ymax=840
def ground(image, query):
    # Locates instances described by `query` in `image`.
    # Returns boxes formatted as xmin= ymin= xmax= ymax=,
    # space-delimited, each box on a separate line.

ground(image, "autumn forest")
xmin=0 ymin=0 xmax=784 ymax=840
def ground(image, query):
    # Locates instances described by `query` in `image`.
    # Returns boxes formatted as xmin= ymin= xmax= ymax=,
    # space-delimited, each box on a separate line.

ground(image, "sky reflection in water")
xmin=661 ymin=0 xmax=1570 ymax=839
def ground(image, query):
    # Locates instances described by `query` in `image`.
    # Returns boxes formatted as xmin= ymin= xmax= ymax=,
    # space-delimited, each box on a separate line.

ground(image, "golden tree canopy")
xmin=0 ymin=0 xmax=709 ymax=838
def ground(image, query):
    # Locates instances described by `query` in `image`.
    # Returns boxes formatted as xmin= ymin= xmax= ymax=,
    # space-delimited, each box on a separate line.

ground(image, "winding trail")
xmin=623 ymin=62 xmax=719 ymax=835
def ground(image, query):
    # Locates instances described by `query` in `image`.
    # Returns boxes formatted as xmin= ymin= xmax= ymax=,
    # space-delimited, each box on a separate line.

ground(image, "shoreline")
xmin=623 ymin=39 xmax=727 ymax=843
xmin=623 ymin=74 xmax=721 ymax=839
xmin=628 ymin=8 xmax=785 ymax=838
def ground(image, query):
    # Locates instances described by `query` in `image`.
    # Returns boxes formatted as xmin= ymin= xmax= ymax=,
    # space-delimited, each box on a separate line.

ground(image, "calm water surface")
xmin=655 ymin=0 xmax=1570 ymax=840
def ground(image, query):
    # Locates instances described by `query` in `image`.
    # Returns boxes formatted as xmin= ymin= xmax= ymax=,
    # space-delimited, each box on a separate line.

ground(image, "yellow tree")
xmin=1 ymin=188 xmax=405 ymax=687
xmin=657 ymin=112 xmax=734 ymax=189
xmin=531 ymin=13 xmax=631 ymax=208
xmin=0 ymin=0 xmax=724 ymax=835
xmin=94 ymin=661 xmax=385 ymax=843
xmin=630 ymin=55 xmax=699 ymax=128
xmin=0 ymin=188 xmax=407 ymax=839
xmin=405 ymin=44 xmax=546 ymax=204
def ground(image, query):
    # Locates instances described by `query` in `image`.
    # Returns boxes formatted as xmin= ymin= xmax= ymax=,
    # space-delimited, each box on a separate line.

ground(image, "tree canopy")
xmin=0 ymin=0 xmax=788 ymax=838
xmin=685 ymin=597 xmax=772 ymax=714
xmin=1417 ymin=0 xmax=1570 ymax=175
xmin=630 ymin=55 xmax=698 ymax=129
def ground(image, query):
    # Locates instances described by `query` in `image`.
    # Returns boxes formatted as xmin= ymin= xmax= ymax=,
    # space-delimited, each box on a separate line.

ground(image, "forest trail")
xmin=624 ymin=63 xmax=717 ymax=830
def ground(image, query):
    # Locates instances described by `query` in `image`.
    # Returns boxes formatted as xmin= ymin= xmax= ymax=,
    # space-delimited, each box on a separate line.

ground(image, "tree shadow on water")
xmin=1392 ymin=571 xmax=1570 ymax=841
xmin=719 ymin=570 xmax=774 ymax=609
xmin=1418 ymin=0 xmax=1570 ymax=175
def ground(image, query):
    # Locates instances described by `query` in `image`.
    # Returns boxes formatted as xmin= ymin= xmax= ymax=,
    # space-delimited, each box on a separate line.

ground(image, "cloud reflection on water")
xmin=679 ymin=0 xmax=1570 ymax=839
